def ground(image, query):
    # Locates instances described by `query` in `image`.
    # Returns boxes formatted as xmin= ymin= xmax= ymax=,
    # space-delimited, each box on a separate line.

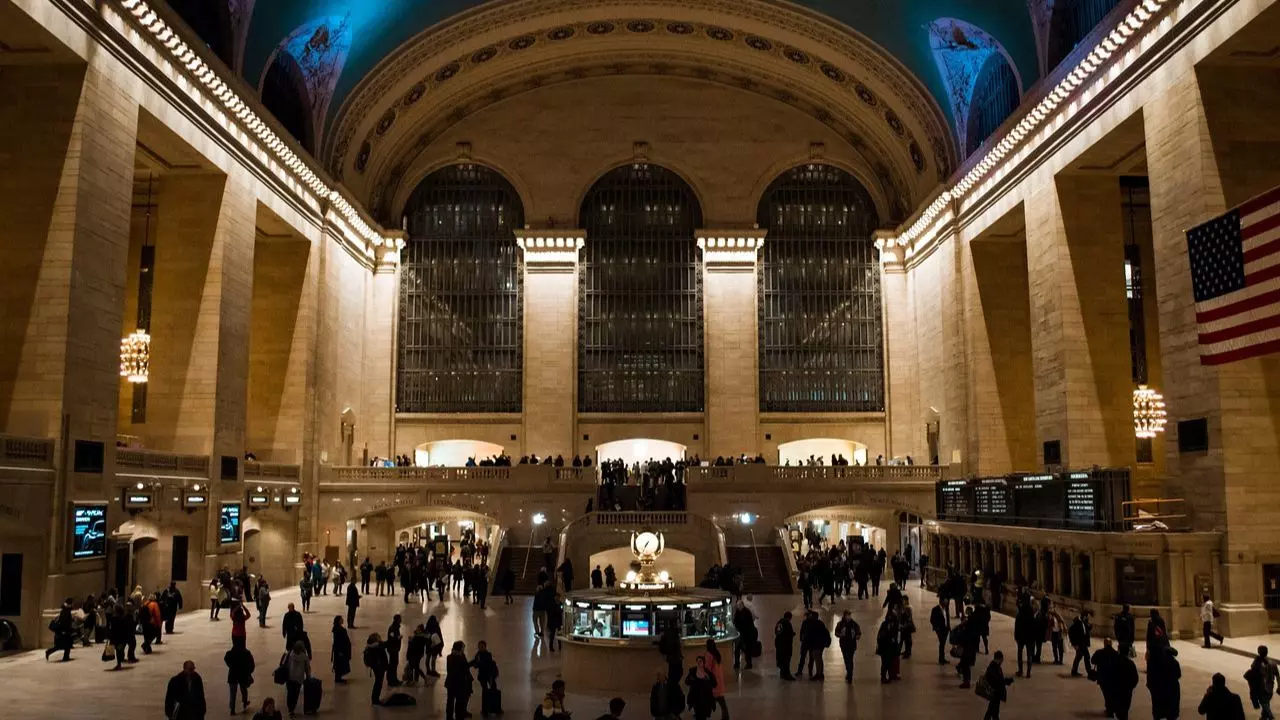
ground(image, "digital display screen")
xmin=184 ymin=494 xmax=207 ymax=507
xmin=124 ymin=493 xmax=153 ymax=509
xmin=248 ymin=494 xmax=270 ymax=506
xmin=622 ymin=619 xmax=651 ymax=637
xmin=974 ymin=479 xmax=1010 ymax=517
xmin=72 ymin=504 xmax=107 ymax=559
xmin=219 ymin=503 xmax=241 ymax=544
xmin=283 ymin=494 xmax=301 ymax=505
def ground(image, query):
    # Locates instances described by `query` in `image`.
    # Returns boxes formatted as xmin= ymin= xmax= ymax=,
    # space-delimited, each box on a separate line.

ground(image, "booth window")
xmin=578 ymin=163 xmax=704 ymax=413
xmin=397 ymin=164 xmax=525 ymax=413
xmin=757 ymin=164 xmax=883 ymax=412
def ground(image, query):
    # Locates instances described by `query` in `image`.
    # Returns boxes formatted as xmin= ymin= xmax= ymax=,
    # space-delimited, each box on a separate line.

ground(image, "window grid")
xmin=757 ymin=164 xmax=885 ymax=412
xmin=1049 ymin=0 xmax=1122 ymax=71
xmin=396 ymin=164 xmax=524 ymax=413
xmin=966 ymin=55 xmax=1021 ymax=156
xmin=579 ymin=164 xmax=704 ymax=413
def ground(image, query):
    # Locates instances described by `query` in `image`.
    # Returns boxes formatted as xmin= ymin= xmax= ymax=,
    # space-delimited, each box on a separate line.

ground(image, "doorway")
xmin=243 ymin=529 xmax=261 ymax=578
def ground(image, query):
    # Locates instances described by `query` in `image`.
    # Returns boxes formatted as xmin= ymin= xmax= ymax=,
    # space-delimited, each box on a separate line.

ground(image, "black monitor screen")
xmin=219 ymin=503 xmax=241 ymax=544
xmin=71 ymin=504 xmax=107 ymax=559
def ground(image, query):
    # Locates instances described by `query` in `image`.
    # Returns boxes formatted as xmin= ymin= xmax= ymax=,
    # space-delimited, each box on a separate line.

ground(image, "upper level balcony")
xmin=0 ymin=433 xmax=56 ymax=483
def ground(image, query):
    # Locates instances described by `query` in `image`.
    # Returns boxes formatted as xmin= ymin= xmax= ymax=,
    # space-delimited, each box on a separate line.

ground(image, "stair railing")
xmin=487 ymin=527 xmax=507 ymax=592
xmin=748 ymin=527 xmax=763 ymax=579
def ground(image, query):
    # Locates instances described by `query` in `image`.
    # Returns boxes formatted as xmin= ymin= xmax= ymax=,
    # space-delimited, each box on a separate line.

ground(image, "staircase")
xmin=726 ymin=545 xmax=793 ymax=594
xmin=493 ymin=545 xmax=555 ymax=596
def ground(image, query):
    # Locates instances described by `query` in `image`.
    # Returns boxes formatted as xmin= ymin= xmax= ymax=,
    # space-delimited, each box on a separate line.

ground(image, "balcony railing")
xmin=594 ymin=511 xmax=689 ymax=526
xmin=243 ymin=461 xmax=302 ymax=481
xmin=0 ymin=434 xmax=55 ymax=468
xmin=115 ymin=449 xmax=210 ymax=477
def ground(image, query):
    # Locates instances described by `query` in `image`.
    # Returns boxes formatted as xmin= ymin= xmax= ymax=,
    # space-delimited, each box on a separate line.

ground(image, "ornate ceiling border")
xmin=325 ymin=0 xmax=956 ymax=186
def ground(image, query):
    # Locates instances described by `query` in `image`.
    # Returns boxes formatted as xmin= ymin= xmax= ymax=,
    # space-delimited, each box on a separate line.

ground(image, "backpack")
xmin=363 ymin=646 xmax=381 ymax=669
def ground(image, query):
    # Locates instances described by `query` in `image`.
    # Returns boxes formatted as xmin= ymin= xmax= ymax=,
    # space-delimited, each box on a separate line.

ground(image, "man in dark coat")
xmin=281 ymin=603 xmax=305 ymax=652
xmin=1147 ymin=645 xmax=1182 ymax=720
xmin=1070 ymin=614 xmax=1094 ymax=678
xmin=165 ymin=660 xmax=208 ymax=720
xmin=345 ymin=582 xmax=361 ymax=629
xmin=223 ymin=645 xmax=256 ymax=715
xmin=1091 ymin=637 xmax=1122 ymax=718
xmin=1198 ymin=673 xmax=1246 ymax=720
xmin=835 ymin=610 xmax=861 ymax=684
xmin=360 ymin=558 xmax=373 ymax=594
xmin=1014 ymin=599 xmax=1036 ymax=678
xmin=1113 ymin=604 xmax=1136 ymax=659
xmin=444 ymin=641 xmax=474 ymax=720
xmin=160 ymin=582 xmax=184 ymax=634
xmin=775 ymin=612 xmax=796 ymax=681
xmin=931 ymin=596 xmax=950 ymax=665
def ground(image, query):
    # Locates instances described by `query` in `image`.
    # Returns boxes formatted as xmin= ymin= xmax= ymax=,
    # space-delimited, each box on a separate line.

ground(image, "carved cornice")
xmin=326 ymin=1 xmax=956 ymax=205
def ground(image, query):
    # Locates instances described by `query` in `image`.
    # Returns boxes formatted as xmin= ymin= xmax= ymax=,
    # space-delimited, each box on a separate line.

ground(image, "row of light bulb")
xmin=889 ymin=0 xmax=1169 ymax=254
xmin=117 ymin=0 xmax=397 ymax=259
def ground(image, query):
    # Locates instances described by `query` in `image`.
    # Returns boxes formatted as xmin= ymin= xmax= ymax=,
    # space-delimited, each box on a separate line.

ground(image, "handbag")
xmin=101 ymin=645 xmax=115 ymax=663
xmin=975 ymin=675 xmax=992 ymax=700
xmin=949 ymin=645 xmax=963 ymax=659
xmin=273 ymin=654 xmax=289 ymax=685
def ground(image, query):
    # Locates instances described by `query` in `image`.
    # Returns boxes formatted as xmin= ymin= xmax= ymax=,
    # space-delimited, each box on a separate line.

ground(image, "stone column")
xmin=1144 ymin=64 xmax=1280 ymax=636
xmin=1025 ymin=175 xmax=1133 ymax=467
xmin=517 ymin=231 xmax=584 ymax=458
xmin=881 ymin=244 xmax=919 ymax=459
xmin=699 ymin=232 xmax=764 ymax=457
xmin=361 ymin=243 xmax=400 ymax=459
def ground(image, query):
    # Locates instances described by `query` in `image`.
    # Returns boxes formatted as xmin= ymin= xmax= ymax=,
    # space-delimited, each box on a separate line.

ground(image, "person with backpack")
xmin=835 ymin=610 xmax=861 ymax=684
xmin=328 ymin=616 xmax=351 ymax=684
xmin=224 ymin=643 xmax=256 ymax=715
xmin=538 ymin=679 xmax=571 ymax=719
xmin=445 ymin=641 xmax=474 ymax=720
xmin=282 ymin=640 xmax=311 ymax=716
xmin=45 ymin=603 xmax=75 ymax=662
xmin=363 ymin=633 xmax=388 ymax=706
xmin=1247 ymin=646 xmax=1279 ymax=720
xmin=978 ymin=650 xmax=1014 ymax=720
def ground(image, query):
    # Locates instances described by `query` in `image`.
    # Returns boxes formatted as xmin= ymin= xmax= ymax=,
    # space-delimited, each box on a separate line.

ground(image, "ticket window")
xmin=621 ymin=610 xmax=653 ymax=638
xmin=571 ymin=603 xmax=617 ymax=638
xmin=705 ymin=603 xmax=730 ymax=637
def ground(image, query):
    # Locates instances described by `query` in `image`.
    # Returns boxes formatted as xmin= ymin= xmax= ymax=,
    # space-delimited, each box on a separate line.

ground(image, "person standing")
xmin=1147 ymin=645 xmax=1183 ymax=720
xmin=685 ymin=656 xmax=718 ymax=720
xmin=445 ymin=641 xmax=474 ymax=720
xmin=875 ymin=614 xmax=900 ymax=684
xmin=557 ymin=557 xmax=575 ymax=593
xmin=360 ymin=558 xmax=373 ymax=595
xmin=224 ymin=643 xmax=256 ymax=715
xmin=1014 ymin=599 xmax=1035 ymax=678
xmin=363 ymin=634 xmax=388 ymax=706
xmin=591 ymin=565 xmax=604 ymax=589
xmin=899 ymin=598 xmax=916 ymax=660
xmin=165 ymin=660 xmax=208 ymax=720
xmin=703 ymin=639 xmax=729 ymax=719
xmin=1070 ymin=613 xmax=1094 ymax=679
xmin=931 ymin=596 xmax=950 ymax=665
xmin=161 ymin=582 xmax=184 ymax=635
xmin=331 ymin=616 xmax=352 ymax=684
xmin=775 ymin=612 xmax=796 ymax=681
xmin=835 ymin=610 xmax=861 ymax=684
xmin=281 ymin=603 xmax=304 ymax=653
xmin=299 ymin=574 xmax=312 ymax=613
xmin=980 ymin=651 xmax=1014 ymax=720
xmin=1202 ymin=595 xmax=1223 ymax=648
xmin=345 ymin=582 xmax=360 ymax=629
xmin=1113 ymin=604 xmax=1136 ymax=660
xmin=732 ymin=598 xmax=757 ymax=671
xmin=1198 ymin=673 xmax=1246 ymax=720
xmin=283 ymin=641 xmax=310 ymax=716
xmin=956 ymin=614 xmax=979 ymax=689
xmin=1091 ymin=638 xmax=1121 ymax=718
xmin=255 ymin=581 xmax=271 ymax=628
xmin=230 ymin=599 xmax=250 ymax=650
xmin=1248 ymin=646 xmax=1279 ymax=720
xmin=385 ymin=615 xmax=404 ymax=686
xmin=472 ymin=639 xmax=499 ymax=695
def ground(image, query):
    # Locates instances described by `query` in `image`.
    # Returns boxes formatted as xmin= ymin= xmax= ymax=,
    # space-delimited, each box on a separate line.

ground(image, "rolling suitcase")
xmin=482 ymin=686 xmax=503 ymax=716
xmin=303 ymin=676 xmax=322 ymax=715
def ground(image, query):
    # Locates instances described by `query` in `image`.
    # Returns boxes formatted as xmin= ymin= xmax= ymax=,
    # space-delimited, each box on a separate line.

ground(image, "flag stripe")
xmin=1246 ymin=262 xmax=1280 ymax=287
xmin=1196 ymin=285 xmax=1280 ymax=324
xmin=1203 ymin=326 xmax=1280 ymax=359
xmin=1198 ymin=311 xmax=1280 ymax=345
xmin=1241 ymin=186 xmax=1280 ymax=217
xmin=1244 ymin=224 xmax=1280 ymax=254
xmin=1244 ymin=211 xmax=1280 ymax=241
xmin=1202 ymin=337 xmax=1280 ymax=366
xmin=1196 ymin=275 xmax=1280 ymax=315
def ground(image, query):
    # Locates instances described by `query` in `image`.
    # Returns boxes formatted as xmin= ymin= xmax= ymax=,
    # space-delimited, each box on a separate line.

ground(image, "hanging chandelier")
xmin=1133 ymin=385 xmax=1167 ymax=438
xmin=120 ymin=330 xmax=151 ymax=384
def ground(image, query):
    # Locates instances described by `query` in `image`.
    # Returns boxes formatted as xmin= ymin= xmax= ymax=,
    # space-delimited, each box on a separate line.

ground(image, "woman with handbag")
xmin=224 ymin=643 xmax=256 ymax=714
xmin=424 ymin=615 xmax=445 ymax=677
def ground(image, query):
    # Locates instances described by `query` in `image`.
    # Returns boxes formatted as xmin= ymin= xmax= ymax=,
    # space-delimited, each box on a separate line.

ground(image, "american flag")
xmin=1188 ymin=185 xmax=1280 ymax=365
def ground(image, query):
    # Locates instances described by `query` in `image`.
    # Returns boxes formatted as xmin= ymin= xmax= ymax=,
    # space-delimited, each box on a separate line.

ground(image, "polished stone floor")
xmin=0 ymin=582 xmax=1256 ymax=719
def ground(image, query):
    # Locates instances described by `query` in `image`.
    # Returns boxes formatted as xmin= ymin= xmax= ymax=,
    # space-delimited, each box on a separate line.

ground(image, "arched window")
xmin=261 ymin=53 xmax=314 ymax=153
xmin=397 ymin=164 xmax=524 ymax=413
xmin=966 ymin=54 xmax=1020 ymax=156
xmin=757 ymin=164 xmax=884 ymax=412
xmin=166 ymin=0 xmax=235 ymax=68
xmin=1048 ymin=0 xmax=1122 ymax=71
xmin=579 ymin=164 xmax=704 ymax=413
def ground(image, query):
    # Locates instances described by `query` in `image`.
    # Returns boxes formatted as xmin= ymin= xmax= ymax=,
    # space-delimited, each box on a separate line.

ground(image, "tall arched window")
xmin=966 ymin=54 xmax=1021 ymax=156
xmin=397 ymin=164 xmax=524 ymax=413
xmin=261 ymin=53 xmax=314 ymax=153
xmin=1048 ymin=0 xmax=1122 ymax=71
xmin=758 ymin=164 xmax=884 ymax=412
xmin=579 ymin=164 xmax=704 ymax=413
xmin=166 ymin=0 xmax=235 ymax=68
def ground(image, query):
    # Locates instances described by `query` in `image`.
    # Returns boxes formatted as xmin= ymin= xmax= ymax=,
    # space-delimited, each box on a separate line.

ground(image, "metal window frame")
xmin=966 ymin=54 xmax=1021 ymax=156
xmin=578 ymin=163 xmax=705 ymax=413
xmin=757 ymin=164 xmax=885 ymax=413
xmin=396 ymin=164 xmax=524 ymax=413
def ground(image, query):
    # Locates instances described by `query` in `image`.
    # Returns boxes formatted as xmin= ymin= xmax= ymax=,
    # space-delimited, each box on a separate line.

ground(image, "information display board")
xmin=71 ymin=503 xmax=107 ymax=559
xmin=974 ymin=478 xmax=1011 ymax=518
xmin=938 ymin=480 xmax=970 ymax=518
xmin=1012 ymin=474 xmax=1063 ymax=527
xmin=219 ymin=502 xmax=241 ymax=544
xmin=1065 ymin=472 xmax=1100 ymax=527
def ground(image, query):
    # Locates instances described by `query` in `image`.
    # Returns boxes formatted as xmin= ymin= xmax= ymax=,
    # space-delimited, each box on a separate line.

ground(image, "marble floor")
xmin=0 ymin=583 xmax=1258 ymax=719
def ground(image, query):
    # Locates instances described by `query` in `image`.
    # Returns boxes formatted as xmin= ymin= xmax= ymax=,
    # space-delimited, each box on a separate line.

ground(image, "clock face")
xmin=636 ymin=532 xmax=660 ymax=554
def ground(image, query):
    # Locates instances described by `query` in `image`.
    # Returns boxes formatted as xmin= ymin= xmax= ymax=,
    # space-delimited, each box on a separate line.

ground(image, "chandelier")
xmin=120 ymin=330 xmax=151 ymax=384
xmin=1133 ymin=385 xmax=1167 ymax=438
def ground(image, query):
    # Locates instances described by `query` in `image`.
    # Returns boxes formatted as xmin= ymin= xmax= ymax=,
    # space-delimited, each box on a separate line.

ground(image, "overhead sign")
xmin=71 ymin=504 xmax=107 ymax=559
xmin=124 ymin=493 xmax=153 ymax=510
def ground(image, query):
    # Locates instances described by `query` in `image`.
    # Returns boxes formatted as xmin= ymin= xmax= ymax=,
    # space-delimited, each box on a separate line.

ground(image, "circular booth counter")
xmin=559 ymin=588 xmax=739 ymax=693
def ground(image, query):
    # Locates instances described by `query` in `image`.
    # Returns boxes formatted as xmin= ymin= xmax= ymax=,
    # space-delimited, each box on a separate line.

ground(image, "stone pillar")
xmin=361 ymin=244 xmax=399 ymax=459
xmin=965 ymin=236 xmax=1037 ymax=474
xmin=699 ymin=232 xmax=764 ymax=457
xmin=517 ymin=231 xmax=583 ymax=457
xmin=1025 ymin=175 xmax=1133 ymax=467
xmin=1144 ymin=64 xmax=1280 ymax=636
xmin=881 ymin=244 xmax=919 ymax=459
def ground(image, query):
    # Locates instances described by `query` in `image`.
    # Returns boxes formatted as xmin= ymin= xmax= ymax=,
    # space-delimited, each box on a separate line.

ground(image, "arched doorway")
xmin=415 ymin=439 xmax=505 ymax=467
xmin=776 ymin=438 xmax=868 ymax=467
xmin=594 ymin=438 xmax=687 ymax=466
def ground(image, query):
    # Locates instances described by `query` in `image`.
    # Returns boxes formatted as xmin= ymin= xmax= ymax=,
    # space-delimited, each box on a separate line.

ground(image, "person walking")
xmin=161 ymin=582 xmax=184 ymax=635
xmin=875 ymin=614 xmax=900 ymax=684
xmin=1109 ymin=642 xmax=1139 ymax=720
xmin=472 ymin=639 xmax=499 ymax=696
xmin=1114 ymin=604 xmax=1136 ymax=660
xmin=1202 ymin=596 xmax=1223 ymax=649
xmin=345 ymin=582 xmax=360 ymax=629
xmin=363 ymin=634 xmax=388 ymax=706
xmin=796 ymin=610 xmax=822 ymax=680
xmin=732 ymin=598 xmax=757 ymax=671
xmin=109 ymin=603 xmax=135 ymax=669
xmin=328 ymin=617 xmax=351 ymax=685
xmin=165 ymin=660 xmax=208 ymax=720
xmin=298 ymin=575 xmax=312 ymax=614
xmin=255 ymin=581 xmax=271 ymax=628
xmin=360 ymin=558 xmax=373 ymax=595
xmin=224 ymin=643 xmax=256 ymax=715
xmin=230 ymin=599 xmax=251 ymax=650
xmin=835 ymin=610 xmax=861 ymax=684
xmin=702 ymin=639 xmax=729 ymax=719
xmin=956 ymin=614 xmax=979 ymax=689
xmin=591 ymin=565 xmax=604 ymax=589
xmin=1247 ymin=646 xmax=1279 ymax=720
xmin=931 ymin=596 xmax=950 ymax=665
xmin=404 ymin=624 xmax=427 ymax=685
xmin=1198 ymin=673 xmax=1246 ymax=720
xmin=685 ymin=656 xmax=719 ymax=720
xmin=281 ymin=603 xmax=304 ymax=654
xmin=282 ymin=641 xmax=310 ymax=716
xmin=445 ymin=641 xmax=474 ymax=720
xmin=1147 ymin=645 xmax=1183 ymax=720
xmin=45 ymin=603 xmax=75 ymax=662
xmin=899 ymin=598 xmax=916 ymax=660
xmin=1070 ymin=613 xmax=1094 ymax=678
xmin=1091 ymin=637 xmax=1121 ymax=717
xmin=424 ymin=615 xmax=444 ymax=677
xmin=775 ymin=612 xmax=796 ymax=681
xmin=980 ymin=651 xmax=1014 ymax=720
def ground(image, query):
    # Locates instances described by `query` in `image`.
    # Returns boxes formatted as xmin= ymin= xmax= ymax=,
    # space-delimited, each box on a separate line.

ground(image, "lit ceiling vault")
xmin=163 ymin=0 xmax=1121 ymax=224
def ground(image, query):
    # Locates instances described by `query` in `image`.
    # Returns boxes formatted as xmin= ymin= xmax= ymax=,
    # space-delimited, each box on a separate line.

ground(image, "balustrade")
xmin=116 ymin=449 xmax=210 ymax=475
xmin=0 ymin=434 xmax=55 ymax=468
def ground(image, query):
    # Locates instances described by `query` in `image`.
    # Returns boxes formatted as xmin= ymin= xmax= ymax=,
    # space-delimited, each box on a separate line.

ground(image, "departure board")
xmin=1012 ymin=474 xmax=1063 ymax=527
xmin=1065 ymin=472 xmax=1100 ymax=527
xmin=974 ymin=478 xmax=1010 ymax=518
xmin=938 ymin=480 xmax=970 ymax=518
